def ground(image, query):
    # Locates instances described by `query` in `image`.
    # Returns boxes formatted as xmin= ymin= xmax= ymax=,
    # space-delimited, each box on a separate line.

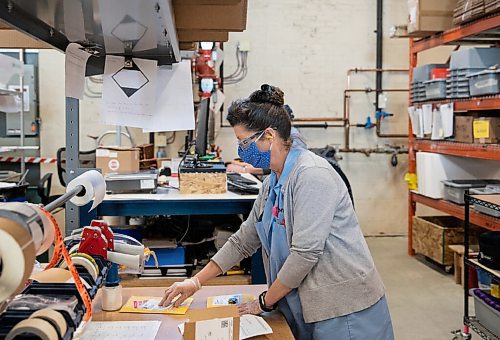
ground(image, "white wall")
xmin=212 ymin=0 xmax=411 ymax=235
xmin=38 ymin=0 xmax=454 ymax=235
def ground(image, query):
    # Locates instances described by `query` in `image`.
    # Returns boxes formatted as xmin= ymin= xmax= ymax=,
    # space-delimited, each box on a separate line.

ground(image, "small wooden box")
xmin=413 ymin=216 xmax=466 ymax=265
xmin=179 ymin=171 xmax=227 ymax=194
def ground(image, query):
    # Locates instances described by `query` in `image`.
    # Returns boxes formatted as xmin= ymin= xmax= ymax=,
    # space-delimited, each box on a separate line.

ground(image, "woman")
xmin=160 ymin=84 xmax=394 ymax=340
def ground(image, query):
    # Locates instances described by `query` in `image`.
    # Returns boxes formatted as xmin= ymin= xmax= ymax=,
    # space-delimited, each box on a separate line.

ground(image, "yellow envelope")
xmin=119 ymin=296 xmax=193 ymax=315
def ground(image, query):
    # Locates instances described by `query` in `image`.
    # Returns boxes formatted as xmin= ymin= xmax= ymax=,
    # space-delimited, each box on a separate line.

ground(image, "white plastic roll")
xmin=107 ymin=251 xmax=141 ymax=271
xmin=66 ymin=170 xmax=106 ymax=211
xmin=113 ymin=242 xmax=145 ymax=256
xmin=102 ymin=285 xmax=123 ymax=311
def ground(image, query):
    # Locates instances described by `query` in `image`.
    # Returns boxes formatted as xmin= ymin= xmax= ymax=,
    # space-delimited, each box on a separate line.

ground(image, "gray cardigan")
xmin=212 ymin=150 xmax=385 ymax=323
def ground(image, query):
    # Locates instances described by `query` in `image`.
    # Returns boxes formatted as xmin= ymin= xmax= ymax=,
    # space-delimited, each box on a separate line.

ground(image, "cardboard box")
xmin=454 ymin=115 xmax=475 ymax=143
xmin=96 ymin=147 xmax=140 ymax=175
xmin=138 ymin=144 xmax=155 ymax=160
xmin=407 ymin=0 xmax=457 ymax=36
xmin=173 ymin=0 xmax=248 ymax=31
xmin=183 ymin=306 xmax=240 ymax=340
xmin=178 ymin=29 xmax=229 ymax=42
xmin=412 ymin=216 xmax=481 ymax=265
xmin=473 ymin=117 xmax=500 ymax=144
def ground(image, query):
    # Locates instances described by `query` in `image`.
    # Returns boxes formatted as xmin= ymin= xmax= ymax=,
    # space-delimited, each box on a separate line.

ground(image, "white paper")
xmin=178 ymin=315 xmax=273 ymax=340
xmin=143 ymin=60 xmax=195 ymax=132
xmin=78 ymin=321 xmax=160 ymax=340
xmin=98 ymin=0 xmax=157 ymax=54
xmin=0 ymin=54 xmax=23 ymax=88
xmin=7 ymin=85 xmax=29 ymax=111
xmin=64 ymin=0 xmax=86 ymax=42
xmin=431 ymin=108 xmax=443 ymax=140
xmin=0 ymin=94 xmax=21 ymax=113
xmin=65 ymin=43 xmax=92 ymax=99
xmin=101 ymin=56 xmax=157 ymax=128
xmin=195 ymin=317 xmax=234 ymax=340
xmin=66 ymin=170 xmax=106 ymax=211
xmin=421 ymin=104 xmax=433 ymax=135
xmin=210 ymin=89 xmax=226 ymax=114
xmin=439 ymin=103 xmax=454 ymax=138
xmin=239 ymin=315 xmax=273 ymax=340
xmin=408 ymin=106 xmax=418 ymax=136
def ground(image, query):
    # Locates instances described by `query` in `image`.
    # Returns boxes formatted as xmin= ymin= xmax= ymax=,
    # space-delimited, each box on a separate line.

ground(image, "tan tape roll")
xmin=0 ymin=217 xmax=36 ymax=303
xmin=30 ymin=268 xmax=72 ymax=284
xmin=27 ymin=203 xmax=55 ymax=255
xmin=59 ymin=254 xmax=98 ymax=281
xmin=31 ymin=308 xmax=68 ymax=338
xmin=6 ymin=318 xmax=59 ymax=340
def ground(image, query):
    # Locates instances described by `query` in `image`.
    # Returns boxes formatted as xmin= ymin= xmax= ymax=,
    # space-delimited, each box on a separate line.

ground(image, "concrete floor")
xmin=367 ymin=236 xmax=464 ymax=340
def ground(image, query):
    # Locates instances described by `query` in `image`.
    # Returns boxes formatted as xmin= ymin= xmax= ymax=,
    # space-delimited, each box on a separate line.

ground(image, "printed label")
xmin=108 ymin=159 xmax=120 ymax=171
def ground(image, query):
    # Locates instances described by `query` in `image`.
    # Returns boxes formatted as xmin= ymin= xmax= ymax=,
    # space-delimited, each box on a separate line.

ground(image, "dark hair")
xmin=226 ymin=84 xmax=292 ymax=142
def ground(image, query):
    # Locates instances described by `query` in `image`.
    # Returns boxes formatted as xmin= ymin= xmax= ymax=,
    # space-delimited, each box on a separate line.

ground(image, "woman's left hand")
xmin=237 ymin=299 xmax=262 ymax=315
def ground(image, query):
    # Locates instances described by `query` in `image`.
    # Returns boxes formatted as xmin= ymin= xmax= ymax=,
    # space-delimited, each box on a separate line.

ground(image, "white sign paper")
xmin=143 ymin=60 xmax=195 ymax=132
xmin=65 ymin=43 xmax=92 ymax=99
xmin=101 ymin=56 xmax=157 ymax=128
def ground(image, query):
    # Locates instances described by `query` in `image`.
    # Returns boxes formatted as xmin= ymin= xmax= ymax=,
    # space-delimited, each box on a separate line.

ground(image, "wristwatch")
xmin=258 ymin=291 xmax=275 ymax=312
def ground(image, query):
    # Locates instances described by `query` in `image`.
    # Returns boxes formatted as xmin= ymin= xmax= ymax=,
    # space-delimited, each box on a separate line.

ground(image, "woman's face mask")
xmin=237 ymin=130 xmax=271 ymax=169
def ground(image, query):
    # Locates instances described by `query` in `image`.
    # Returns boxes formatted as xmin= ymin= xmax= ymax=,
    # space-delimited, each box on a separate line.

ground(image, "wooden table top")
xmin=92 ymin=285 xmax=294 ymax=340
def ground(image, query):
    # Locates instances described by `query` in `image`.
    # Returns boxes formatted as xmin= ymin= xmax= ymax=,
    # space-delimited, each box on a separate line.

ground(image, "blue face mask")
xmin=238 ymin=142 xmax=271 ymax=169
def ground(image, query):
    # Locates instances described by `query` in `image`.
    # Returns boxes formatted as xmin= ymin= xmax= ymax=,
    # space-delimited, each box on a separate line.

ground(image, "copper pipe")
xmin=293 ymin=117 xmax=345 ymax=122
xmin=347 ymin=68 xmax=408 ymax=89
xmin=376 ymin=118 xmax=408 ymax=138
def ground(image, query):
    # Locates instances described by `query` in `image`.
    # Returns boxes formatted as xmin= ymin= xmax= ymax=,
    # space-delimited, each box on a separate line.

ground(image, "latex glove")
xmin=159 ymin=278 xmax=200 ymax=307
xmin=238 ymin=299 xmax=263 ymax=315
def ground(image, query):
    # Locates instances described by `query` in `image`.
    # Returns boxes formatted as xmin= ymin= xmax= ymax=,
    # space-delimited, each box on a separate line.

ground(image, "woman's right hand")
xmin=159 ymin=277 xmax=200 ymax=307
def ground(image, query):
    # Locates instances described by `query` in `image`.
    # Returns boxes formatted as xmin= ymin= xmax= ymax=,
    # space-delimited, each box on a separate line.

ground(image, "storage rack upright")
xmin=463 ymin=193 xmax=499 ymax=339
xmin=408 ymin=12 xmax=500 ymax=256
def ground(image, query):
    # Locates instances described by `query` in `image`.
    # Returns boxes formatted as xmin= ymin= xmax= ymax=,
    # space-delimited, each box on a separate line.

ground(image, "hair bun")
xmin=249 ymin=84 xmax=285 ymax=106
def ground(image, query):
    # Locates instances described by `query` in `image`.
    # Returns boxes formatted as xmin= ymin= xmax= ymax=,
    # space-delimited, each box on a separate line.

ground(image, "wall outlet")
xmin=155 ymin=132 xmax=167 ymax=147
xmin=238 ymin=40 xmax=251 ymax=52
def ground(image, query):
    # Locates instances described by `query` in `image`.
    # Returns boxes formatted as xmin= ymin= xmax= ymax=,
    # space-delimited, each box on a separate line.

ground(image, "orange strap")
xmin=41 ymin=208 xmax=92 ymax=320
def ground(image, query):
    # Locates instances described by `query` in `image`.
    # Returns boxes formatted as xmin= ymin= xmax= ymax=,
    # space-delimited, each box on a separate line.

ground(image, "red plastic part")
xmin=431 ymin=68 xmax=448 ymax=79
xmin=90 ymin=220 xmax=114 ymax=251
xmin=78 ymin=227 xmax=108 ymax=259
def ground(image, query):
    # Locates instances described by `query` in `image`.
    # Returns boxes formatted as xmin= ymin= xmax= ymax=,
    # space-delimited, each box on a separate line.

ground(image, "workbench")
xmin=82 ymin=175 xmax=260 ymax=226
xmin=92 ymin=285 xmax=294 ymax=340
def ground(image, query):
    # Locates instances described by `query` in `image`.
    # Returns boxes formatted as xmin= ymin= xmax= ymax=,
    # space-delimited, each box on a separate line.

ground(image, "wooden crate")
xmin=179 ymin=172 xmax=227 ymax=194
xmin=412 ymin=216 xmax=467 ymax=265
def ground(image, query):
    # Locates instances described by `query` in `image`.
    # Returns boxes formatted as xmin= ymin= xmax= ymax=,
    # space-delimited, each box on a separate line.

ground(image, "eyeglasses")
xmin=238 ymin=130 xmax=265 ymax=150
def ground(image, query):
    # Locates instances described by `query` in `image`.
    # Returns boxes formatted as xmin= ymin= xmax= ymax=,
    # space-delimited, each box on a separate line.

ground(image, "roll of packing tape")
xmin=59 ymin=253 xmax=98 ymax=281
xmin=31 ymin=308 xmax=68 ymax=339
xmin=66 ymin=170 xmax=106 ymax=211
xmin=6 ymin=318 xmax=59 ymax=340
xmin=30 ymin=268 xmax=72 ymax=284
xmin=73 ymin=252 xmax=101 ymax=274
xmin=0 ymin=203 xmax=46 ymax=255
xmin=0 ymin=218 xmax=36 ymax=303
xmin=27 ymin=203 xmax=55 ymax=255
xmin=68 ymin=243 xmax=80 ymax=255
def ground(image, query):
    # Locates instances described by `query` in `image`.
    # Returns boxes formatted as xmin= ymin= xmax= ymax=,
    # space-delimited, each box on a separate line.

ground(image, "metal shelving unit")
xmin=410 ymin=192 xmax=500 ymax=231
xmin=0 ymin=0 xmax=181 ymax=233
xmin=463 ymin=194 xmax=500 ymax=340
xmin=407 ymin=13 xmax=500 ymax=256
